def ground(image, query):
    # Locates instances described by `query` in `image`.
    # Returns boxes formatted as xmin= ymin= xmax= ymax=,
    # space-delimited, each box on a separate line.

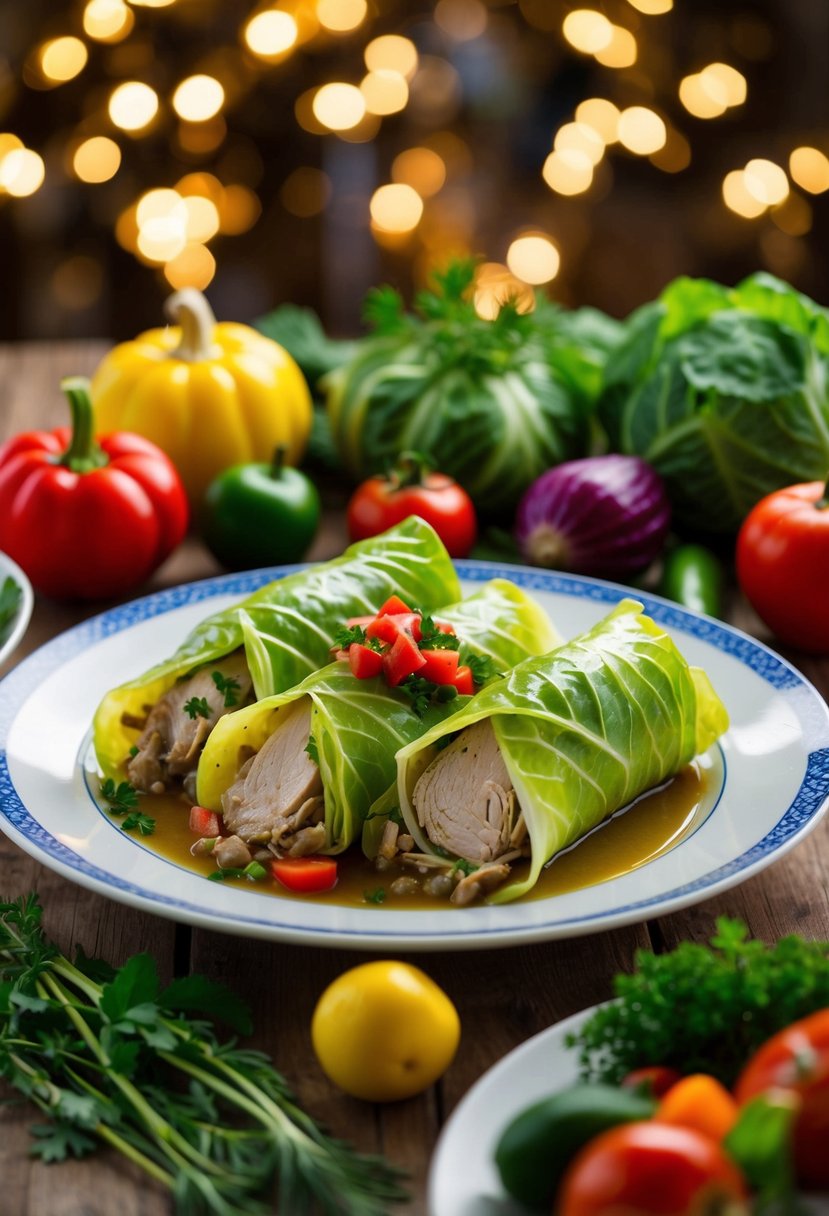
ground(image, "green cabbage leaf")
xmin=395 ymin=598 xmax=728 ymax=903
xmin=600 ymin=272 xmax=829 ymax=533
xmin=197 ymin=580 xmax=559 ymax=853
xmin=93 ymin=516 xmax=460 ymax=779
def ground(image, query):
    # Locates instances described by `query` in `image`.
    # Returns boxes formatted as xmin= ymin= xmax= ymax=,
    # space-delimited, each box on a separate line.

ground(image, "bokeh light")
xmin=744 ymin=158 xmax=789 ymax=206
xmin=474 ymin=263 xmax=535 ymax=319
xmin=109 ymin=82 xmax=159 ymax=131
xmin=243 ymin=10 xmax=299 ymax=58
xmin=164 ymin=243 xmax=216 ymax=290
xmin=542 ymin=148 xmax=593 ymax=195
xmin=312 ymin=82 xmax=366 ymax=131
xmin=83 ymin=0 xmax=133 ymax=42
xmin=575 ymin=98 xmax=620 ymax=143
xmin=722 ymin=170 xmax=767 ymax=219
xmin=39 ymin=37 xmax=89 ymax=84
xmin=555 ymin=122 xmax=604 ymax=166
xmin=594 ymin=26 xmax=637 ymax=69
xmin=173 ymin=76 xmax=225 ymax=123
xmin=789 ymin=147 xmax=829 ymax=195
xmin=392 ymin=147 xmax=446 ymax=197
xmin=364 ymin=35 xmax=418 ymax=79
xmin=316 ymin=0 xmax=367 ymax=33
xmin=281 ymin=166 xmax=331 ymax=216
xmin=771 ymin=191 xmax=813 ymax=237
xmin=435 ymin=0 xmax=489 ymax=41
xmin=370 ymin=183 xmax=424 ymax=233
xmin=699 ymin=63 xmax=747 ymax=108
xmin=0 ymin=148 xmax=45 ymax=196
xmin=617 ymin=107 xmax=666 ymax=155
xmin=679 ymin=75 xmax=727 ymax=119
xmin=626 ymin=0 xmax=672 ymax=12
xmin=73 ymin=136 xmax=121 ymax=183
xmin=562 ymin=10 xmax=614 ymax=54
xmin=506 ymin=235 xmax=560 ymax=284
xmin=218 ymin=184 xmax=262 ymax=234
xmin=361 ymin=70 xmax=408 ymax=116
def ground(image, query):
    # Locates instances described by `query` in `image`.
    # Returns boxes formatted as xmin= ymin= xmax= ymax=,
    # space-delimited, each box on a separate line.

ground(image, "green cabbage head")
xmin=599 ymin=272 xmax=829 ymax=534
xmin=325 ymin=262 xmax=621 ymax=514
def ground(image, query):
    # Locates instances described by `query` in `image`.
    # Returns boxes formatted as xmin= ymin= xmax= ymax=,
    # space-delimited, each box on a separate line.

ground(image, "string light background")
xmin=0 ymin=0 xmax=827 ymax=339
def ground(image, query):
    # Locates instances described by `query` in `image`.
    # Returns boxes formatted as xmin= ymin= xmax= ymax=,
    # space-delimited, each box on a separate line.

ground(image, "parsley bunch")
xmin=570 ymin=918 xmax=829 ymax=1086
xmin=0 ymin=895 xmax=407 ymax=1214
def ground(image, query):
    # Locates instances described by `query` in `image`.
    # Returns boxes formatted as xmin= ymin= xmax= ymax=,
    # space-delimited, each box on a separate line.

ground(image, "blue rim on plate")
xmin=0 ymin=560 xmax=827 ymax=948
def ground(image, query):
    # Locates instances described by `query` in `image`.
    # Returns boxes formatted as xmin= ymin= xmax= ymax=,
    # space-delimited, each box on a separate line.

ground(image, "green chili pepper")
xmin=658 ymin=543 xmax=723 ymax=618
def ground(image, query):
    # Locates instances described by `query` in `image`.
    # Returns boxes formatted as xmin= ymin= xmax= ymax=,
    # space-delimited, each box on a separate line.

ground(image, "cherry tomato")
xmin=736 ymin=479 xmax=829 ymax=653
xmin=734 ymin=1008 xmax=829 ymax=1189
xmin=347 ymin=452 xmax=477 ymax=559
xmin=558 ymin=1122 xmax=748 ymax=1216
xmin=621 ymin=1066 xmax=682 ymax=1099
xmin=271 ymin=856 xmax=338 ymax=893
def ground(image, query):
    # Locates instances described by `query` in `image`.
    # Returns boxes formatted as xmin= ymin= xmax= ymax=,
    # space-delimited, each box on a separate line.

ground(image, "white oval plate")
xmin=0 ymin=551 xmax=33 ymax=668
xmin=0 ymin=561 xmax=828 ymax=949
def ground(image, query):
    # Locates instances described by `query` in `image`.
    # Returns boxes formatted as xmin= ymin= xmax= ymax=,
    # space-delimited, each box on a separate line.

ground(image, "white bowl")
xmin=0 ymin=551 xmax=34 ymax=667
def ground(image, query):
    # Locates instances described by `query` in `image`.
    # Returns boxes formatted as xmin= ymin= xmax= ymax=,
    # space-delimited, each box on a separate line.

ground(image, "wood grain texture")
xmin=0 ymin=341 xmax=827 ymax=1215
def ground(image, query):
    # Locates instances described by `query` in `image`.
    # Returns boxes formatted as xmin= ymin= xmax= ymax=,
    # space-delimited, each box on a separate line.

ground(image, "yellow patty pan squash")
xmin=91 ymin=289 xmax=313 ymax=505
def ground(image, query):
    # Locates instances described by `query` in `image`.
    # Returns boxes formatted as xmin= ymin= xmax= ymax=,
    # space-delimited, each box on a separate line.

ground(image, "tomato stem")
xmin=58 ymin=377 xmax=108 ymax=474
xmin=389 ymin=450 xmax=433 ymax=490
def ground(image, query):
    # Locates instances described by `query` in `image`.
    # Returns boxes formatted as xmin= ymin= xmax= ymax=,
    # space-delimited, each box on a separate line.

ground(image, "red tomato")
xmin=622 ymin=1066 xmax=683 ymax=1099
xmin=376 ymin=595 xmax=413 ymax=616
xmin=346 ymin=454 xmax=477 ymax=559
xmin=348 ymin=643 xmax=384 ymax=679
xmin=734 ymin=1008 xmax=829 ymax=1188
xmin=452 ymin=665 xmax=475 ymax=695
xmin=736 ymin=480 xmax=829 ymax=653
xmin=558 ymin=1122 xmax=748 ymax=1216
xmin=383 ymin=630 xmax=426 ymax=686
xmin=189 ymin=806 xmax=222 ymax=838
xmin=271 ymin=856 xmax=338 ymax=892
xmin=419 ymin=649 xmax=460 ymax=684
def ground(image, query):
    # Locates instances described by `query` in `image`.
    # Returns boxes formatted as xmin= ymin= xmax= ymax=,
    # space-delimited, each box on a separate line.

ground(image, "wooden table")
xmin=1 ymin=341 xmax=828 ymax=1215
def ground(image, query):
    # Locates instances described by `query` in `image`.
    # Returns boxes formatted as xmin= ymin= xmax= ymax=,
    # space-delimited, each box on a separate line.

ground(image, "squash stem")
xmin=166 ymin=288 xmax=218 ymax=361
xmin=58 ymin=377 xmax=108 ymax=473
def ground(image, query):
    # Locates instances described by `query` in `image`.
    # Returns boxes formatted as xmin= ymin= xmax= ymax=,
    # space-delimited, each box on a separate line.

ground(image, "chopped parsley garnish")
xmin=0 ymin=576 xmax=22 ymax=646
xmin=467 ymin=654 xmax=502 ymax=685
xmin=99 ymin=778 xmax=139 ymax=814
xmin=121 ymin=812 xmax=156 ymax=837
xmin=400 ymin=675 xmax=458 ymax=718
xmin=363 ymin=888 xmax=387 ymax=905
xmin=305 ymin=736 xmax=319 ymax=765
xmin=451 ymin=858 xmax=477 ymax=877
xmin=334 ymin=624 xmax=367 ymax=648
xmin=208 ymin=861 xmax=268 ymax=883
xmin=417 ymin=613 xmax=461 ymax=651
xmin=128 ymin=745 xmax=139 ymax=758
xmin=183 ymin=696 xmax=212 ymax=720
xmin=210 ymin=670 xmax=241 ymax=708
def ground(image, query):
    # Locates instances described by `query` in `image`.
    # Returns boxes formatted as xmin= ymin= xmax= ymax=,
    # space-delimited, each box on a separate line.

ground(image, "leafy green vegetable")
xmin=100 ymin=778 xmax=139 ymax=815
xmin=569 ymin=917 xmax=829 ymax=1086
xmin=418 ymin=614 xmax=461 ymax=652
xmin=121 ymin=811 xmax=156 ymax=836
xmin=599 ymin=271 xmax=829 ymax=534
xmin=0 ymin=576 xmax=22 ymax=648
xmin=466 ymin=654 xmax=502 ymax=685
xmin=395 ymin=598 xmax=727 ymax=904
xmin=210 ymin=670 xmax=241 ymax=708
xmin=400 ymin=675 xmax=458 ymax=718
xmin=0 ymin=894 xmax=406 ymax=1214
xmin=725 ymin=1092 xmax=802 ymax=1213
xmin=326 ymin=260 xmax=618 ymax=514
xmin=208 ymin=861 xmax=267 ymax=882
xmin=183 ymin=696 xmax=212 ymax=720
xmin=253 ymin=303 xmax=358 ymax=389
xmin=363 ymin=888 xmax=386 ymax=905
xmin=304 ymin=736 xmax=319 ymax=765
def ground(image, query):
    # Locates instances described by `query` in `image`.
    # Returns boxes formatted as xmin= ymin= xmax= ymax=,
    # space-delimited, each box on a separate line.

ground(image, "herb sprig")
xmin=0 ymin=576 xmax=22 ymax=647
xmin=569 ymin=918 xmax=829 ymax=1087
xmin=100 ymin=779 xmax=155 ymax=837
xmin=210 ymin=671 xmax=241 ymax=708
xmin=400 ymin=676 xmax=458 ymax=718
xmin=183 ymin=696 xmax=212 ymax=721
xmin=0 ymin=894 xmax=408 ymax=1214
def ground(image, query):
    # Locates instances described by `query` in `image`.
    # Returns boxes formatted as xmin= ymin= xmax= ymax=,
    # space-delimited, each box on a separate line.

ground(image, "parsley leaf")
xmin=467 ymin=654 xmax=502 ymax=685
xmin=305 ymin=736 xmax=319 ymax=765
xmin=30 ymin=1122 xmax=97 ymax=1163
xmin=451 ymin=859 xmax=477 ymax=877
xmin=363 ymin=888 xmax=386 ymax=905
xmin=121 ymin=811 xmax=156 ymax=836
xmin=183 ymin=696 xmax=212 ymax=720
xmin=99 ymin=778 xmax=139 ymax=815
xmin=210 ymin=671 xmax=241 ymax=708
xmin=417 ymin=614 xmax=461 ymax=652
xmin=333 ymin=624 xmax=367 ymax=648
xmin=400 ymin=676 xmax=458 ymax=718
xmin=0 ymin=576 xmax=22 ymax=647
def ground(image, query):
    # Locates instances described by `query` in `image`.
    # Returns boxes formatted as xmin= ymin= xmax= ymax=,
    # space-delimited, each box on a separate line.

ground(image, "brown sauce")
xmin=121 ymin=759 xmax=714 ymax=909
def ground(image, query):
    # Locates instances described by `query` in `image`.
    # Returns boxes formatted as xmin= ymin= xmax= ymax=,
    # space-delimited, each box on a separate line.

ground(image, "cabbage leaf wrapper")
xmin=93 ymin=517 xmax=460 ymax=779
xmin=196 ymin=580 xmax=559 ymax=854
xmin=395 ymin=599 xmax=729 ymax=904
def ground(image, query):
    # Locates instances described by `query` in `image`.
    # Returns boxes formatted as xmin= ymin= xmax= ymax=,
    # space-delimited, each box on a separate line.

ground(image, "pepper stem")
xmin=58 ymin=377 xmax=108 ymax=473
xmin=166 ymin=288 xmax=218 ymax=362
xmin=270 ymin=444 xmax=288 ymax=479
xmin=390 ymin=450 xmax=434 ymax=490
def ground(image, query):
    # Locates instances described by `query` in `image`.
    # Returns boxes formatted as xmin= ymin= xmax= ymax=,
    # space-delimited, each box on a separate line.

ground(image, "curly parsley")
xmin=210 ymin=670 xmax=241 ymax=708
xmin=183 ymin=696 xmax=212 ymax=720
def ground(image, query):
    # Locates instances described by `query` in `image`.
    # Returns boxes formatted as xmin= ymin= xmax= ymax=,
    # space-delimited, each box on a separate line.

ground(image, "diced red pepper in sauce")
xmin=189 ymin=805 xmax=222 ymax=837
xmin=271 ymin=856 xmax=338 ymax=892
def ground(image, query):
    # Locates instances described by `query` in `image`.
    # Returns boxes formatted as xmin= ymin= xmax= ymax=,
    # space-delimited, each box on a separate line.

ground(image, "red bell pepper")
xmin=0 ymin=376 xmax=188 ymax=600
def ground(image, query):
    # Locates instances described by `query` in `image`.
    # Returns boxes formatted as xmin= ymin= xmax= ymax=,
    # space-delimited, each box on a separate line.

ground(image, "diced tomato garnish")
xmin=271 ymin=856 xmax=338 ymax=892
xmin=366 ymin=611 xmax=422 ymax=645
xmin=383 ymin=629 xmax=427 ymax=686
xmin=376 ymin=595 xmax=413 ymax=616
xmin=348 ymin=642 xmax=384 ymax=679
xmin=346 ymin=615 xmax=376 ymax=628
xmin=452 ymin=665 xmax=475 ymax=695
xmin=333 ymin=647 xmax=351 ymax=662
xmin=434 ymin=618 xmax=456 ymax=635
xmin=189 ymin=805 xmax=222 ymax=837
xmin=419 ymin=648 xmax=460 ymax=684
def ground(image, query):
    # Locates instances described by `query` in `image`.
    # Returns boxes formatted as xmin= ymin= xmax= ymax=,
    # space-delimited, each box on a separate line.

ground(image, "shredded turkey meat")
xmin=220 ymin=700 xmax=326 ymax=853
xmin=411 ymin=719 xmax=519 ymax=865
xmin=127 ymin=651 xmax=253 ymax=793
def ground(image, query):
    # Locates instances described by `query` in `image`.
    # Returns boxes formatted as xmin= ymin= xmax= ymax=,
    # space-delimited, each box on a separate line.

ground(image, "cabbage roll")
xmin=395 ymin=598 xmax=729 ymax=905
xmin=196 ymin=581 xmax=559 ymax=856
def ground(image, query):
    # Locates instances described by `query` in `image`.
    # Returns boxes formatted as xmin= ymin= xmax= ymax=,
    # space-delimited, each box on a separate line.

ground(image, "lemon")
xmin=311 ymin=960 xmax=461 ymax=1102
